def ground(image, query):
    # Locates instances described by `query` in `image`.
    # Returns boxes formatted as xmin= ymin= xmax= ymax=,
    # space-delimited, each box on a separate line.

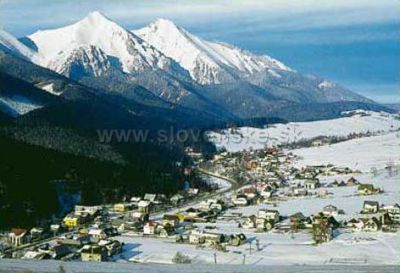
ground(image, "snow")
xmin=28 ymin=12 xmax=174 ymax=76
xmin=0 ymin=95 xmax=43 ymax=116
xmin=36 ymin=83 xmax=62 ymax=96
xmin=318 ymin=80 xmax=335 ymax=89
xmin=203 ymin=175 xmax=231 ymax=192
xmin=208 ymin=111 xmax=400 ymax=152
xmin=134 ymin=19 xmax=292 ymax=84
xmin=293 ymin=132 xmax=400 ymax=172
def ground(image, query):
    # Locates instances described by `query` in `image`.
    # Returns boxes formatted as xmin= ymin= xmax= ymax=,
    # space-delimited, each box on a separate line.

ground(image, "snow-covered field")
xmin=292 ymin=132 xmax=400 ymax=172
xmin=208 ymin=111 xmax=400 ymax=152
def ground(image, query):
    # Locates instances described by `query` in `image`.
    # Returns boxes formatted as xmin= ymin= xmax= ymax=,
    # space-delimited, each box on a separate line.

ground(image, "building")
xmin=358 ymin=184 xmax=379 ymax=195
xmin=229 ymin=234 xmax=247 ymax=246
xmin=304 ymin=179 xmax=320 ymax=190
xmin=74 ymin=205 xmax=102 ymax=217
xmin=255 ymin=218 xmax=274 ymax=231
xmin=138 ymin=200 xmax=151 ymax=213
xmin=189 ymin=230 xmax=223 ymax=245
xmin=81 ymin=245 xmax=108 ymax=262
xmin=364 ymin=217 xmax=382 ymax=232
xmin=88 ymin=229 xmax=107 ymax=240
xmin=323 ymin=205 xmax=339 ymax=217
xmin=143 ymin=222 xmax=158 ymax=235
xmin=290 ymin=212 xmax=307 ymax=230
xmin=258 ymin=209 xmax=280 ymax=223
xmin=8 ymin=228 xmax=30 ymax=247
xmin=233 ymin=197 xmax=248 ymax=206
xmin=114 ymin=203 xmax=129 ymax=213
xmin=362 ymin=201 xmax=379 ymax=214
xmin=241 ymin=215 xmax=256 ymax=229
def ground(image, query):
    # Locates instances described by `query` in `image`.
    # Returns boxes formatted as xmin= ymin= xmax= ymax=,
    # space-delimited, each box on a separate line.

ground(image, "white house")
xmin=258 ymin=209 xmax=280 ymax=223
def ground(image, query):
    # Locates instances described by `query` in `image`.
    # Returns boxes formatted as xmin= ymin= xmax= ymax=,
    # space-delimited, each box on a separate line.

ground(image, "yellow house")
xmin=113 ymin=203 xmax=127 ymax=213
xmin=63 ymin=215 xmax=79 ymax=228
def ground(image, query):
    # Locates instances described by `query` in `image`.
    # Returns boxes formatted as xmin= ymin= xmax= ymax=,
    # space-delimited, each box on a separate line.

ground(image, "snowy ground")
xmin=292 ymin=132 xmax=400 ymax=172
xmin=208 ymin=111 xmax=400 ymax=152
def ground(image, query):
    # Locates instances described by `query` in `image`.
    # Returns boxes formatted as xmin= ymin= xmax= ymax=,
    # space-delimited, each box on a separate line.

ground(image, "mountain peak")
xmin=148 ymin=18 xmax=182 ymax=34
xmin=80 ymin=11 xmax=117 ymax=28
xmin=85 ymin=11 xmax=109 ymax=22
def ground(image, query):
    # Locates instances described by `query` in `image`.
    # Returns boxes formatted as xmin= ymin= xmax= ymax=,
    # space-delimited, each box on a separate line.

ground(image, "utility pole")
xmin=256 ymin=239 xmax=260 ymax=251
xmin=214 ymin=252 xmax=217 ymax=264
xmin=249 ymin=241 xmax=252 ymax=254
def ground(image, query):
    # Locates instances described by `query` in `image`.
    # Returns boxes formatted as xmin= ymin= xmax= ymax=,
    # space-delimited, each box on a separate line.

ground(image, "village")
xmin=0 ymin=141 xmax=399 ymax=265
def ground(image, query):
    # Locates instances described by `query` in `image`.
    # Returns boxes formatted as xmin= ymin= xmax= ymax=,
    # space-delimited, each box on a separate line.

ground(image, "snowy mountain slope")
xmin=134 ymin=19 xmax=292 ymax=85
xmin=0 ymin=30 xmax=40 ymax=62
xmin=208 ymin=110 xmax=400 ymax=152
xmin=48 ymin=45 xmax=114 ymax=80
xmin=28 ymin=12 xmax=188 ymax=80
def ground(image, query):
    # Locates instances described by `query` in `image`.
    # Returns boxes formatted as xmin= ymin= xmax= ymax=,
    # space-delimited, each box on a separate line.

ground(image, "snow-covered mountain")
xmin=27 ymin=12 xmax=187 ymax=80
xmin=134 ymin=18 xmax=292 ymax=85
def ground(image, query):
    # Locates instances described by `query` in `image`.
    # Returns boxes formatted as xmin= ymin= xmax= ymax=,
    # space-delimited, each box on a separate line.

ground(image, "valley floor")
xmin=109 ymin=127 xmax=400 ymax=266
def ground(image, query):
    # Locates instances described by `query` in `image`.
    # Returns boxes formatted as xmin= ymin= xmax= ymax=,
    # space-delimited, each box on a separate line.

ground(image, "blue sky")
xmin=1 ymin=0 xmax=399 ymax=103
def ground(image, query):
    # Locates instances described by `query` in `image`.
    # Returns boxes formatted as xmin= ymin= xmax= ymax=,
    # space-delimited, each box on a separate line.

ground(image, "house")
xmin=241 ymin=215 xmax=256 ymax=229
xmin=352 ymin=218 xmax=369 ymax=232
xmin=293 ymin=188 xmax=308 ymax=196
xmin=162 ymin=214 xmax=181 ymax=228
xmin=51 ymin=244 xmax=71 ymax=259
xmin=187 ymin=188 xmax=199 ymax=196
xmin=170 ymin=194 xmax=185 ymax=206
xmin=258 ymin=209 xmax=280 ymax=223
xmin=290 ymin=212 xmax=307 ymax=230
xmin=233 ymin=197 xmax=248 ymax=207
xmin=323 ymin=205 xmax=339 ymax=217
xmin=114 ymin=203 xmax=129 ymax=213
xmin=358 ymin=184 xmax=379 ymax=195
xmin=347 ymin=177 xmax=358 ymax=186
xmin=255 ymin=218 xmax=274 ymax=231
xmin=63 ymin=214 xmax=80 ymax=228
xmin=98 ymin=240 xmax=123 ymax=256
xmin=138 ymin=200 xmax=151 ymax=213
xmin=81 ymin=245 xmax=108 ymax=262
xmin=74 ymin=205 xmax=102 ymax=217
xmin=30 ymin=227 xmax=46 ymax=241
xmin=130 ymin=196 xmax=141 ymax=204
xmin=156 ymin=224 xmax=174 ymax=237
xmin=362 ymin=201 xmax=379 ymax=214
xmin=304 ymin=179 xmax=320 ymax=190
xmin=143 ymin=193 xmax=157 ymax=203
xmin=188 ymin=230 xmax=223 ymax=245
xmin=88 ymin=229 xmax=107 ymax=240
xmin=382 ymin=203 xmax=400 ymax=214
xmin=229 ymin=234 xmax=247 ymax=246
xmin=143 ymin=222 xmax=158 ymax=235
xmin=364 ymin=217 xmax=382 ymax=232
xmin=8 ymin=228 xmax=30 ymax=247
